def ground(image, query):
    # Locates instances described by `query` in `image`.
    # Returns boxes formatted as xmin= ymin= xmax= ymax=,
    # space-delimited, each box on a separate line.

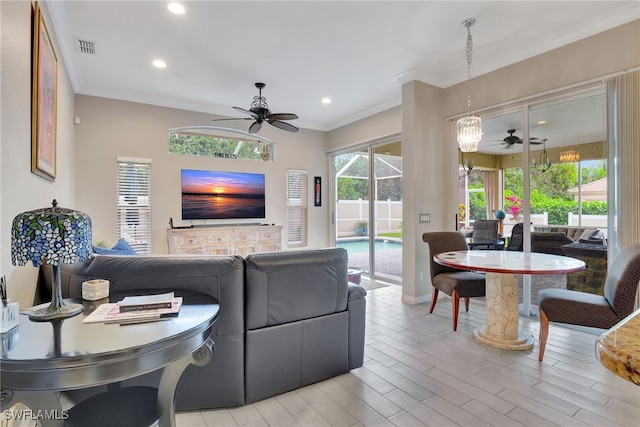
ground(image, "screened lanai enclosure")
xmin=333 ymin=140 xmax=402 ymax=283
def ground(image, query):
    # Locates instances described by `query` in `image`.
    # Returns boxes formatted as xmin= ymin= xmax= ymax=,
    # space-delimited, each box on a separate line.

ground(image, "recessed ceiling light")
xmin=538 ymin=120 xmax=547 ymax=125
xmin=168 ymin=3 xmax=185 ymax=15
xmin=152 ymin=59 xmax=167 ymax=68
xmin=321 ymin=97 xmax=332 ymax=105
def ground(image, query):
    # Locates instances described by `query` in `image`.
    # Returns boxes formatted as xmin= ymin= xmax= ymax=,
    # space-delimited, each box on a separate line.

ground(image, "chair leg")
xmin=429 ymin=288 xmax=439 ymax=313
xmin=452 ymin=290 xmax=460 ymax=331
xmin=464 ymin=297 xmax=470 ymax=312
xmin=539 ymin=309 xmax=549 ymax=361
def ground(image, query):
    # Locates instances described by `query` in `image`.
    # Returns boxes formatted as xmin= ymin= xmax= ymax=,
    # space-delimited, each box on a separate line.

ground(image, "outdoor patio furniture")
xmin=470 ymin=220 xmax=502 ymax=250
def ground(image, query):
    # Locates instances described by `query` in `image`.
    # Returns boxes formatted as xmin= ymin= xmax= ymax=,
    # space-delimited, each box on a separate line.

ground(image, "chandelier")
xmin=459 ymin=150 xmax=474 ymax=178
xmin=532 ymin=139 xmax=552 ymax=172
xmin=456 ymin=18 xmax=482 ymax=152
xmin=560 ymin=150 xmax=580 ymax=163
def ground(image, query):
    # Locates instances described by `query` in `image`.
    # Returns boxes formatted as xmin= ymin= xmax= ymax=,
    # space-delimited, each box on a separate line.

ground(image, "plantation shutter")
xmin=117 ymin=157 xmax=152 ymax=254
xmin=286 ymin=169 xmax=307 ymax=247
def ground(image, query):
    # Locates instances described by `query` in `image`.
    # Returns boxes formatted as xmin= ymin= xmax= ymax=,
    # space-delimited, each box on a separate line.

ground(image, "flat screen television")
xmin=181 ymin=169 xmax=266 ymax=220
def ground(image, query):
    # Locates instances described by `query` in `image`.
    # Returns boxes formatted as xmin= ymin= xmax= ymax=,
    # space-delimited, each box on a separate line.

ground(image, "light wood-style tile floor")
xmin=177 ymin=284 xmax=640 ymax=427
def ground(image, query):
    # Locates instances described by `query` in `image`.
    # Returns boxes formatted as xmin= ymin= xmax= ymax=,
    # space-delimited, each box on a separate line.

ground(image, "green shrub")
xmin=530 ymin=199 xmax=607 ymax=225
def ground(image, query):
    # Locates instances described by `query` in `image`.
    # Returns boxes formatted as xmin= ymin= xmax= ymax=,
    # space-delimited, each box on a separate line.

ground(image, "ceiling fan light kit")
xmin=456 ymin=18 xmax=481 ymax=153
xmin=213 ymin=82 xmax=299 ymax=134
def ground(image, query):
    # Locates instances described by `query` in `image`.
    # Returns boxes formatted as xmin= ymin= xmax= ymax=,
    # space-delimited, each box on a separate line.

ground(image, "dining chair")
xmin=471 ymin=219 xmax=501 ymax=249
xmin=538 ymin=243 xmax=640 ymax=361
xmin=422 ymin=232 xmax=486 ymax=331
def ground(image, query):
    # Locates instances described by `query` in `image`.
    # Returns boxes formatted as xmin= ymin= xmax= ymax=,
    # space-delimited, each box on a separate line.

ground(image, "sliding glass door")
xmin=333 ymin=138 xmax=402 ymax=283
xmin=371 ymin=142 xmax=402 ymax=282
xmin=525 ymin=93 xmax=607 ymax=315
xmin=335 ymin=150 xmax=371 ymax=274
xmin=460 ymin=86 xmax=607 ymax=316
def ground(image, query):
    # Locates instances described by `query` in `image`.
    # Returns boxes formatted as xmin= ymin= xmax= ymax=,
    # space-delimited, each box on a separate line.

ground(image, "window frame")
xmin=286 ymin=169 xmax=308 ymax=248
xmin=116 ymin=156 xmax=152 ymax=254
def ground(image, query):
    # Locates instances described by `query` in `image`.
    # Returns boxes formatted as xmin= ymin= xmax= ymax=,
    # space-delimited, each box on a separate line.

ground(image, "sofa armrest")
xmin=347 ymin=285 xmax=366 ymax=370
xmin=348 ymin=282 xmax=367 ymax=302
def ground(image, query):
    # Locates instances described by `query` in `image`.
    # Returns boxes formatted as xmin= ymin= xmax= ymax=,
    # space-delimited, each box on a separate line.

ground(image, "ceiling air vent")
xmin=74 ymin=38 xmax=97 ymax=55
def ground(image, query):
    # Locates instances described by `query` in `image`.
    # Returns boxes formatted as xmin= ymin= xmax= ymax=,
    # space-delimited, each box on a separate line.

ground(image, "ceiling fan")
xmin=501 ymin=129 xmax=542 ymax=147
xmin=212 ymin=82 xmax=299 ymax=134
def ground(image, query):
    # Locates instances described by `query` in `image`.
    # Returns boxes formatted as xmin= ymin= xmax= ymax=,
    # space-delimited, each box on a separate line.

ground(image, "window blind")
xmin=286 ymin=169 xmax=307 ymax=247
xmin=116 ymin=157 xmax=152 ymax=254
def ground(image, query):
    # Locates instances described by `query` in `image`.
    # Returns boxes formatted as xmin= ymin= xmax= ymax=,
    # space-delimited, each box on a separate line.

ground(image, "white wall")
xmin=1 ymin=1 xmax=77 ymax=307
xmin=74 ymin=95 xmax=330 ymax=253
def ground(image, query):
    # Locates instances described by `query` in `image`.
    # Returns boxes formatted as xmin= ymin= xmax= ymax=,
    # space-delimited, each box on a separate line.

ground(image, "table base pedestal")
xmin=475 ymin=271 xmax=534 ymax=351
xmin=474 ymin=327 xmax=533 ymax=350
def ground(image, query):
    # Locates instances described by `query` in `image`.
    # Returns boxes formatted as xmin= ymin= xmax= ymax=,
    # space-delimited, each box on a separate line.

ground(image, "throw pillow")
xmin=112 ymin=238 xmax=136 ymax=254
xmin=92 ymin=238 xmax=137 ymax=255
xmin=578 ymin=229 xmax=597 ymax=241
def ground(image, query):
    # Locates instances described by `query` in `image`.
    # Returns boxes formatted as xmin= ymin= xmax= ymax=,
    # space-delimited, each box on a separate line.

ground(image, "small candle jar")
xmin=82 ymin=279 xmax=110 ymax=301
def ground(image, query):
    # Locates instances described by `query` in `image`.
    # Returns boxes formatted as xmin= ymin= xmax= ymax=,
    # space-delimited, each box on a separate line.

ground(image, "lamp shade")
xmin=456 ymin=115 xmax=482 ymax=152
xmin=11 ymin=200 xmax=92 ymax=267
xmin=11 ymin=200 xmax=92 ymax=321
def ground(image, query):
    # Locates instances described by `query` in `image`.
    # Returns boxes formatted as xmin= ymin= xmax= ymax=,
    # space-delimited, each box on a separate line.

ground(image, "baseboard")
xmin=401 ymin=293 xmax=431 ymax=305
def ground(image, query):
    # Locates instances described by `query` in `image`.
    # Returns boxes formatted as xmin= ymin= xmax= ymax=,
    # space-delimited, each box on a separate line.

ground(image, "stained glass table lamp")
xmin=11 ymin=199 xmax=92 ymax=321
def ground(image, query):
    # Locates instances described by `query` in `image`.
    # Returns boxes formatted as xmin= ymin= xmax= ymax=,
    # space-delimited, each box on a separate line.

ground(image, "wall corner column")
xmin=401 ymin=80 xmax=453 ymax=305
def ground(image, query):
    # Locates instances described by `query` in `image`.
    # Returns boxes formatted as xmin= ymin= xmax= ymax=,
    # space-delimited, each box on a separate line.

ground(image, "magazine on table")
xmin=83 ymin=295 xmax=183 ymax=324
xmin=118 ymin=291 xmax=175 ymax=312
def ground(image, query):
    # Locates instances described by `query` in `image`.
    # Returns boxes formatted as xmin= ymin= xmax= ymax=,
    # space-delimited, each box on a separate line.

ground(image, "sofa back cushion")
xmin=89 ymin=255 xmax=245 ymax=335
xmin=244 ymin=248 xmax=349 ymax=330
xmin=39 ymin=254 xmax=245 ymax=336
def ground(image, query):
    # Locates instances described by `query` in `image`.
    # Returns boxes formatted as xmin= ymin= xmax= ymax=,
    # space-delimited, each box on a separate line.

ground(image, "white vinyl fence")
xmin=337 ymin=199 xmax=402 ymax=237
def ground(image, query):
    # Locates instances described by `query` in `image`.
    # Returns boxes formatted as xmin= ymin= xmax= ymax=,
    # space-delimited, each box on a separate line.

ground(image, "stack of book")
xmin=83 ymin=292 xmax=182 ymax=324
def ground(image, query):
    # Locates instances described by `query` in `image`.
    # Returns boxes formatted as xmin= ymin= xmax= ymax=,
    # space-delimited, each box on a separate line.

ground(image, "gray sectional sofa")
xmin=36 ymin=247 xmax=367 ymax=410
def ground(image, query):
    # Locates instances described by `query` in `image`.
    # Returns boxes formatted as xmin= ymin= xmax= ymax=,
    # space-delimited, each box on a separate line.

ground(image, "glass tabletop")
xmin=1 ymin=292 xmax=219 ymax=391
xmin=434 ymin=250 xmax=585 ymax=275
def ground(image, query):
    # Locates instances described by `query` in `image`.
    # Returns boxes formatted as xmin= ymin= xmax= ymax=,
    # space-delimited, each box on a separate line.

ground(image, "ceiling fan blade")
xmin=211 ymin=117 xmax=252 ymax=122
xmin=248 ymin=121 xmax=262 ymax=134
xmin=268 ymin=120 xmax=299 ymax=133
xmin=233 ymin=106 xmax=259 ymax=119
xmin=268 ymin=113 xmax=298 ymax=121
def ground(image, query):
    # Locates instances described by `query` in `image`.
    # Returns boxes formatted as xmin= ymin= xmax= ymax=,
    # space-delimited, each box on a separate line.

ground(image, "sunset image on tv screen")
xmin=181 ymin=169 xmax=266 ymax=220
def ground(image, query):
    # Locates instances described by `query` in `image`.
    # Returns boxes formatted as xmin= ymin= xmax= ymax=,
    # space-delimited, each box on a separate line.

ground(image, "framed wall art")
xmin=31 ymin=2 xmax=57 ymax=181
xmin=314 ymin=177 xmax=321 ymax=207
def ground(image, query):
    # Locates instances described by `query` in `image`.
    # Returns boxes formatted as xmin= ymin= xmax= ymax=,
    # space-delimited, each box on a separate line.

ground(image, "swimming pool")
xmin=337 ymin=239 xmax=402 ymax=254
